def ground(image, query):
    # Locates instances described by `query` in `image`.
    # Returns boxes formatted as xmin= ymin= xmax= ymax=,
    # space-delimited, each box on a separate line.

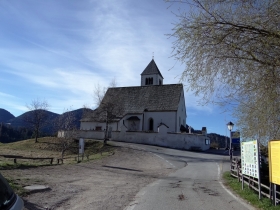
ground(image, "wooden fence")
xmin=231 ymin=158 xmax=279 ymax=204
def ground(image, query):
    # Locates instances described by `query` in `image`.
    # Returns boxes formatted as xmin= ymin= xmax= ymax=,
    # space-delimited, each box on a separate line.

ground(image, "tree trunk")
xmin=61 ymin=149 xmax=65 ymax=160
xmin=34 ymin=127 xmax=39 ymax=143
xmin=104 ymin=111 xmax=108 ymax=145
xmin=34 ymin=132 xmax=38 ymax=143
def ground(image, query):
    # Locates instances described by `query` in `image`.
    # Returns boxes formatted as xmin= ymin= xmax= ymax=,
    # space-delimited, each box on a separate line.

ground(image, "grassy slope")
xmin=223 ymin=172 xmax=280 ymax=210
xmin=0 ymin=137 xmax=114 ymax=167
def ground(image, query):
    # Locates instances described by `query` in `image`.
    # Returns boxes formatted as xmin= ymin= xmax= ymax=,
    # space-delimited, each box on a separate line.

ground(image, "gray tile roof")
xmin=82 ymin=84 xmax=183 ymax=122
xmin=141 ymin=59 xmax=164 ymax=78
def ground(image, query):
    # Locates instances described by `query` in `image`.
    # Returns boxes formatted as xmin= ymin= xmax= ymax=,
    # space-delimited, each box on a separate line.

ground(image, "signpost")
xmin=78 ymin=138 xmax=85 ymax=162
xmin=269 ymin=140 xmax=280 ymax=185
xmin=231 ymin=131 xmax=240 ymax=144
xmin=79 ymin=138 xmax=85 ymax=154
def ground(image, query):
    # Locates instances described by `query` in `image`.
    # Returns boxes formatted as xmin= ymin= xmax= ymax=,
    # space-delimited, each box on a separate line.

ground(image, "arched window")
xmin=149 ymin=118 xmax=154 ymax=131
xmin=145 ymin=77 xmax=154 ymax=85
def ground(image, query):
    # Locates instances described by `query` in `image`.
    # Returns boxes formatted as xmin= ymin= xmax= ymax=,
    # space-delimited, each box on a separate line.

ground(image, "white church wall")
xmin=122 ymin=114 xmax=143 ymax=131
xmin=78 ymin=118 xmax=210 ymax=151
xmin=158 ymin=124 xmax=168 ymax=133
xmin=80 ymin=122 xmax=99 ymax=130
xmin=177 ymin=90 xmax=187 ymax=132
xmin=111 ymin=130 xmax=210 ymax=151
xmin=80 ymin=121 xmax=118 ymax=131
xmin=143 ymin=111 xmax=177 ymax=132
xmin=79 ymin=130 xmax=105 ymax=139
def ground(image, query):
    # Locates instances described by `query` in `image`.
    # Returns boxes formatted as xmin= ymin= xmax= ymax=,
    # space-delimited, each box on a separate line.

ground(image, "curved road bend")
xmin=110 ymin=142 xmax=254 ymax=210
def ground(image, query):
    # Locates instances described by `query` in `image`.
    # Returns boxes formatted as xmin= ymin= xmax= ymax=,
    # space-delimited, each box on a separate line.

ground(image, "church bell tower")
xmin=140 ymin=59 xmax=164 ymax=86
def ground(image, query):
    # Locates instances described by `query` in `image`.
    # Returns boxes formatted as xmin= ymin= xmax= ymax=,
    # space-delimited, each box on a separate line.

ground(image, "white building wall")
xmin=143 ymin=111 xmax=176 ymax=132
xmin=122 ymin=114 xmax=143 ymax=131
xmin=80 ymin=121 xmax=118 ymax=131
xmin=79 ymin=130 xmax=105 ymax=139
xmin=111 ymin=130 xmax=210 ymax=151
xmin=77 ymin=125 xmax=210 ymax=151
xmin=177 ymin=89 xmax=187 ymax=132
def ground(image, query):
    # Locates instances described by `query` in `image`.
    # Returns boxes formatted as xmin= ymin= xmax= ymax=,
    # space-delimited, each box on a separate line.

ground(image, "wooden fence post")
xmin=242 ymin=174 xmax=244 ymax=190
xmin=273 ymin=184 xmax=277 ymax=206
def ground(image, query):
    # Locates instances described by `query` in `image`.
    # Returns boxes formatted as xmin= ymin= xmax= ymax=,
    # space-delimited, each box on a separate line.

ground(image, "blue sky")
xmin=0 ymin=0 xmax=235 ymax=136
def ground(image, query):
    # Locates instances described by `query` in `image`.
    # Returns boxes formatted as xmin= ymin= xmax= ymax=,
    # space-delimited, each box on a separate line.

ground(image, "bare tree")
xmin=24 ymin=98 xmax=49 ymax=143
xmin=93 ymin=78 xmax=117 ymax=106
xmin=168 ymin=0 xmax=280 ymax=141
xmin=90 ymin=78 xmax=122 ymax=145
xmin=57 ymin=108 xmax=79 ymax=160
xmin=93 ymin=83 xmax=107 ymax=106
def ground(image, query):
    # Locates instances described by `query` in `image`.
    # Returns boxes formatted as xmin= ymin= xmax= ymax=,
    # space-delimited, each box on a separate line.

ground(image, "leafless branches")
xmin=57 ymin=108 xmax=79 ymax=159
xmin=90 ymin=79 xmax=122 ymax=145
xmin=169 ymin=0 xmax=280 ymax=140
xmin=24 ymin=98 xmax=49 ymax=143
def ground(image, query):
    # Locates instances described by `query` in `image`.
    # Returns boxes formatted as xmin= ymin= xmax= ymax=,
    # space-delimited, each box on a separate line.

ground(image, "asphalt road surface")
xmin=110 ymin=142 xmax=254 ymax=210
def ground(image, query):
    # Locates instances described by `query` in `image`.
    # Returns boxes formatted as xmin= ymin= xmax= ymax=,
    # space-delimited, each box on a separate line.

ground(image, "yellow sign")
xmin=269 ymin=140 xmax=280 ymax=185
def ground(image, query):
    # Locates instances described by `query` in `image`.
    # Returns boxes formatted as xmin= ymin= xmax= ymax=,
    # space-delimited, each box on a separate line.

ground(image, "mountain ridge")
xmin=0 ymin=108 xmax=15 ymax=123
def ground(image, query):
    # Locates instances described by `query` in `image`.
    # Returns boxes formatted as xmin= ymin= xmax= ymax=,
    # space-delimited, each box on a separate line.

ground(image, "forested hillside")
xmin=0 ymin=108 xmax=15 ymax=123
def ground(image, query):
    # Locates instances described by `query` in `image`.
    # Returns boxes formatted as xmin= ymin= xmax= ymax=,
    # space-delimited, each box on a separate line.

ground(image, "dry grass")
xmin=0 ymin=137 xmax=114 ymax=168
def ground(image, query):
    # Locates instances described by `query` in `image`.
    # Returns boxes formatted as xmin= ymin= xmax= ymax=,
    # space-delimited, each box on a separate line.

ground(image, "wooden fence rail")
xmin=230 ymin=158 xmax=279 ymax=204
xmin=0 ymin=155 xmax=54 ymax=164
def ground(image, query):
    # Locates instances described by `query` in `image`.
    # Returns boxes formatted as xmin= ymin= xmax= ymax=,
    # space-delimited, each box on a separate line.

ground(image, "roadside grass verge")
xmin=223 ymin=172 xmax=280 ymax=210
xmin=5 ymin=176 xmax=45 ymax=196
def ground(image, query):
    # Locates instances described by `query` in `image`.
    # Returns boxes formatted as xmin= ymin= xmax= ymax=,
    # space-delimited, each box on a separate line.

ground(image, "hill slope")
xmin=0 ymin=108 xmax=15 ymax=123
xmin=7 ymin=110 xmax=59 ymax=129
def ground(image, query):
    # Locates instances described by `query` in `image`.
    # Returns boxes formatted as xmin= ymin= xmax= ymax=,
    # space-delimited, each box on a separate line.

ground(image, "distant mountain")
xmin=7 ymin=110 xmax=59 ymax=130
xmin=0 ymin=108 xmax=15 ymax=123
xmin=2 ymin=108 xmax=89 ymax=139
xmin=57 ymin=108 xmax=86 ymax=128
xmin=1 ymin=108 xmax=88 ymax=143
xmin=47 ymin=108 xmax=88 ymax=134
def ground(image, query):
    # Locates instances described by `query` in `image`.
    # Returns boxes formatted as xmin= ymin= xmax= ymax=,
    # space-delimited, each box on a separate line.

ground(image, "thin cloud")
xmin=0 ymin=0 xmax=224 ymax=132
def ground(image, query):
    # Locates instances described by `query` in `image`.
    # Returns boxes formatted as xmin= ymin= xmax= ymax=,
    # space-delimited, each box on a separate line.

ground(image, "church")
xmin=80 ymin=59 xmax=187 ymax=133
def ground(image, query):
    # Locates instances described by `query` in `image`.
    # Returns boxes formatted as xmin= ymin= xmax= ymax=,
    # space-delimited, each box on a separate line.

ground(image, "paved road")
xmin=110 ymin=142 xmax=254 ymax=210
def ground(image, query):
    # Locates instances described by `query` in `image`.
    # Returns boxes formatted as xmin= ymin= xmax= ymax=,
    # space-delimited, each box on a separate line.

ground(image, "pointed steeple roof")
xmin=141 ymin=59 xmax=164 ymax=78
